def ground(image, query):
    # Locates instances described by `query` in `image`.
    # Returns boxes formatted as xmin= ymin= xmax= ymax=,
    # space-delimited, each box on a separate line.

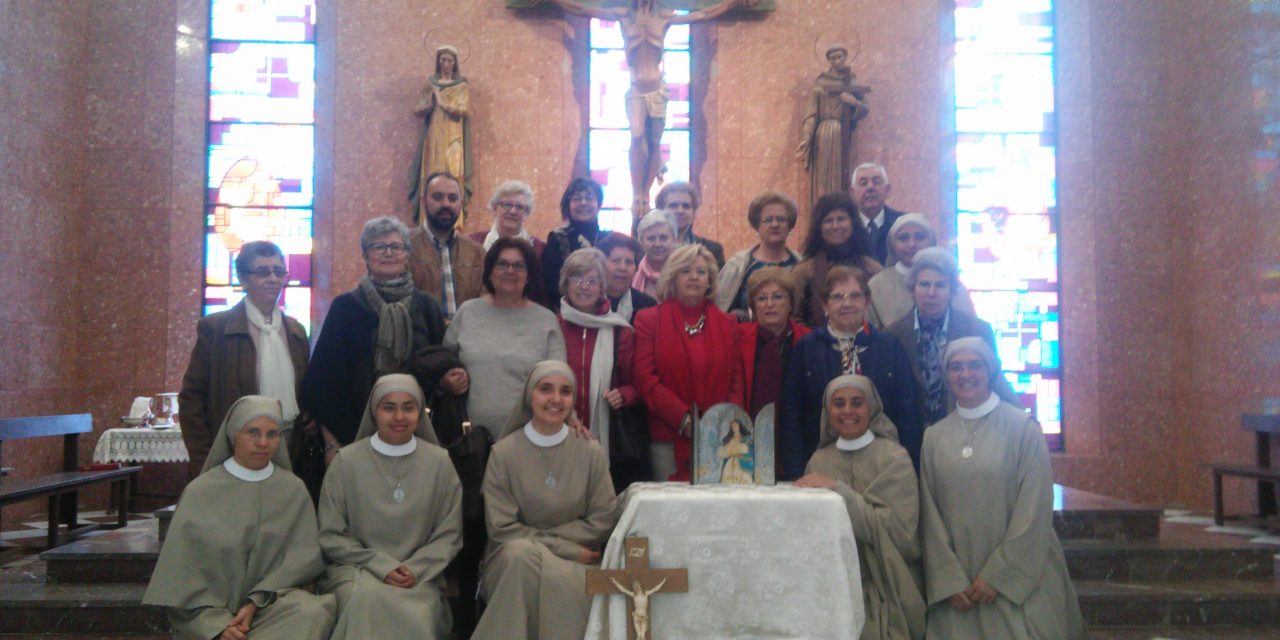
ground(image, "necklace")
xmin=960 ymin=417 xmax=979 ymax=459
xmin=539 ymin=442 xmax=565 ymax=489
xmin=369 ymin=449 xmax=413 ymax=503
xmin=684 ymin=313 xmax=706 ymax=336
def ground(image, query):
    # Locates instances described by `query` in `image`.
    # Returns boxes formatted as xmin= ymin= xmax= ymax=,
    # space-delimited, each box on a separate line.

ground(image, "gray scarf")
xmin=358 ymin=273 xmax=415 ymax=376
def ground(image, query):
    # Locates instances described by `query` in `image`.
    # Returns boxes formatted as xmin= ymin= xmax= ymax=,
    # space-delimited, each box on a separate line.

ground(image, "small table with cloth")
xmin=584 ymin=482 xmax=865 ymax=640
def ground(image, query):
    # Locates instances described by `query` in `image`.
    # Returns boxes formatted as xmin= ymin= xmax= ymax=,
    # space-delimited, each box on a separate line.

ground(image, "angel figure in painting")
xmin=536 ymin=0 xmax=756 ymax=222
xmin=797 ymin=44 xmax=870 ymax=206
xmin=609 ymin=577 xmax=668 ymax=640
xmin=411 ymin=45 xmax=471 ymax=227
xmin=718 ymin=420 xmax=754 ymax=484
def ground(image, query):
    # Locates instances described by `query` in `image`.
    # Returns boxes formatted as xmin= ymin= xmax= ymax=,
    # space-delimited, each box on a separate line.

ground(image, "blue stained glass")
xmin=210 ymin=42 xmax=315 ymax=123
xmin=207 ymin=123 xmax=314 ymax=207
xmin=211 ymin=0 xmax=315 ymax=42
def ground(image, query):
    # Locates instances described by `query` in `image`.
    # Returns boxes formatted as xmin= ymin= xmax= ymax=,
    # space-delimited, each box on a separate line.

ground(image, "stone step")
xmin=1077 ymin=577 xmax=1280 ymax=627
xmin=1053 ymin=486 xmax=1162 ymax=540
xmin=39 ymin=521 xmax=158 ymax=584
xmin=1063 ymin=520 xmax=1276 ymax=581
xmin=0 ymin=581 xmax=166 ymax=635
xmin=1088 ymin=627 xmax=1280 ymax=639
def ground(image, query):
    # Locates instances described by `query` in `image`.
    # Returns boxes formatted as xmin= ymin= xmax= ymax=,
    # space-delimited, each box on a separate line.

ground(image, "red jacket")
xmin=737 ymin=319 xmax=811 ymax=411
xmin=557 ymin=311 xmax=640 ymax=429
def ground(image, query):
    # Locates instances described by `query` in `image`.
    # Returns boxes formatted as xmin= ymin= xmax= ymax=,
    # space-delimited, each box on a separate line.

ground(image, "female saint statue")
xmin=411 ymin=45 xmax=471 ymax=226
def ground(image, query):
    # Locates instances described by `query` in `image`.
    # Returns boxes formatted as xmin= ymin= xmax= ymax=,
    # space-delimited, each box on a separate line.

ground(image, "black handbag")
xmin=289 ymin=418 xmax=327 ymax=505
xmin=608 ymin=335 xmax=651 ymax=489
xmin=429 ymin=394 xmax=492 ymax=526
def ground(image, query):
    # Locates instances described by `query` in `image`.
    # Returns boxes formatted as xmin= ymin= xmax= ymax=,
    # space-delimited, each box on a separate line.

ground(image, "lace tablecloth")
xmin=93 ymin=427 xmax=190 ymax=463
xmin=585 ymin=482 xmax=864 ymax=640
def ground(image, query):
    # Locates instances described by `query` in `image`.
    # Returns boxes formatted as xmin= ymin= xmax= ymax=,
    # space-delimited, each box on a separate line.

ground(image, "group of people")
xmin=159 ymin=162 xmax=1084 ymax=639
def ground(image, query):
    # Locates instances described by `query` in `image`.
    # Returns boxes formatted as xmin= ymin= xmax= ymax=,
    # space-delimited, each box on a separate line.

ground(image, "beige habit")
xmin=919 ymin=340 xmax=1086 ymax=639
xmin=473 ymin=361 xmax=618 ymax=640
xmin=143 ymin=396 xmax=336 ymax=640
xmin=867 ymin=264 xmax=975 ymax=329
xmin=805 ymin=375 xmax=926 ymax=640
xmin=318 ymin=374 xmax=463 ymax=640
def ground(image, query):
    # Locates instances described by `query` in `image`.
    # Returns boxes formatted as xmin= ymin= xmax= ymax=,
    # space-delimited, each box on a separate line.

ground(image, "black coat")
xmin=866 ymin=205 xmax=905 ymax=266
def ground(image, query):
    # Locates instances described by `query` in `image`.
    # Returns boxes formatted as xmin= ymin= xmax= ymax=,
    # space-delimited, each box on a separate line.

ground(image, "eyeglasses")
xmin=241 ymin=427 xmax=282 ymax=441
xmin=495 ymin=201 xmax=529 ymax=214
xmin=760 ymin=216 xmax=790 ymax=226
xmin=570 ymin=276 xmax=601 ymax=288
xmin=247 ymin=267 xmax=289 ymax=279
xmin=946 ymin=360 xmax=989 ymax=373
xmin=367 ymin=242 xmax=408 ymax=256
xmin=494 ymin=260 xmax=528 ymax=273
xmin=828 ymin=291 xmax=866 ymax=304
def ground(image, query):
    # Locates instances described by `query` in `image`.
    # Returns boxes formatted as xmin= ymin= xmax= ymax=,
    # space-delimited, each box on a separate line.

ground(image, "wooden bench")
xmin=1207 ymin=415 xmax=1280 ymax=527
xmin=0 ymin=414 xmax=142 ymax=548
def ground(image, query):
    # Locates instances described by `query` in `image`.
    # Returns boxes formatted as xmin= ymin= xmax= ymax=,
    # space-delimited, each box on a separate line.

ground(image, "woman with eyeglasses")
xmin=778 ymin=265 xmax=923 ymax=479
xmin=443 ymin=237 xmax=567 ymax=440
xmin=179 ymin=240 xmax=310 ymax=480
xmin=467 ymin=180 xmax=546 ymax=258
xmin=866 ymin=214 xmax=975 ymax=329
xmin=542 ymin=178 xmax=614 ymax=311
xmin=715 ymin=190 xmax=804 ymax=320
xmin=556 ymin=248 xmax=645 ymax=490
xmin=919 ymin=338 xmax=1085 ymax=639
xmin=302 ymin=217 xmax=448 ymax=457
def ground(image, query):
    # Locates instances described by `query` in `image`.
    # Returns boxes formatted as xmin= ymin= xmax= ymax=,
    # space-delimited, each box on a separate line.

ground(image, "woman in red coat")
xmin=632 ymin=244 xmax=745 ymax=481
xmin=736 ymin=267 xmax=811 ymax=419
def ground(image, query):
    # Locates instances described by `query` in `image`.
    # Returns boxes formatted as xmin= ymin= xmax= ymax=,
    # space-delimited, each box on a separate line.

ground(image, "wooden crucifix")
xmin=511 ymin=0 xmax=772 ymax=222
xmin=586 ymin=537 xmax=688 ymax=640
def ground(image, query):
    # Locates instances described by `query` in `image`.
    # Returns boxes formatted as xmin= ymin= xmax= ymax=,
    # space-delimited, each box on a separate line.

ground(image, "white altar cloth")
xmin=585 ymin=482 xmax=864 ymax=640
xmin=93 ymin=427 xmax=189 ymax=464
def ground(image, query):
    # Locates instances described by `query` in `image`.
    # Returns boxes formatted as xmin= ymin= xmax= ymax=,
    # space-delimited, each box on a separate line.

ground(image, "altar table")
xmin=585 ymin=482 xmax=865 ymax=640
xmin=93 ymin=427 xmax=189 ymax=464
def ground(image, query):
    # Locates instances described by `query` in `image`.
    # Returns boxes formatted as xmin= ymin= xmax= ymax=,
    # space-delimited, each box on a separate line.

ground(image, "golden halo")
xmin=422 ymin=30 xmax=472 ymax=65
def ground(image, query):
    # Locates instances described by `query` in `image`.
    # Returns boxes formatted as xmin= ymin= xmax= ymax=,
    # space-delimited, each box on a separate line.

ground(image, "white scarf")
xmin=615 ymin=289 xmax=635 ymax=323
xmin=244 ymin=302 xmax=300 ymax=422
xmin=559 ymin=299 xmax=632 ymax=455
xmin=482 ymin=223 xmax=534 ymax=252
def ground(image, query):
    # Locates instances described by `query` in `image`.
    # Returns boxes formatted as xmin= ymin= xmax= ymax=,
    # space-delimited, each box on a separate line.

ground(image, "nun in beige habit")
xmin=318 ymin=374 xmax=463 ymax=640
xmin=795 ymin=375 xmax=925 ymax=640
xmin=143 ymin=395 xmax=336 ymax=640
xmin=473 ymin=360 xmax=618 ymax=640
xmin=919 ymin=338 xmax=1086 ymax=639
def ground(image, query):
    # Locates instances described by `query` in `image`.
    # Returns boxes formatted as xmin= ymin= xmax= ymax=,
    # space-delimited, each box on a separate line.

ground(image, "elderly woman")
xmin=144 ymin=396 xmax=337 ymax=640
xmin=542 ymin=178 xmax=614 ymax=310
xmin=779 ymin=265 xmax=923 ymax=479
xmin=474 ymin=362 xmax=618 ymax=640
xmin=180 ymin=241 xmax=309 ymax=479
xmin=444 ymin=237 xmax=566 ymax=438
xmin=557 ymin=248 xmax=646 ymax=488
xmin=597 ymin=233 xmax=658 ymax=322
xmin=302 ymin=217 xmax=447 ymax=453
xmin=631 ymin=209 xmax=678 ymax=298
xmin=796 ymin=375 xmax=925 ymax=640
xmin=633 ymin=244 xmax=745 ymax=481
xmin=716 ymin=190 xmax=803 ymax=318
xmin=467 ymin=180 xmax=546 ymax=256
xmin=319 ymin=375 xmax=463 ymax=640
xmin=736 ymin=267 xmax=810 ymax=419
xmin=920 ymin=338 xmax=1085 ymax=639
xmin=884 ymin=247 xmax=1018 ymax=426
xmin=794 ymin=191 xmax=883 ymax=326
xmin=867 ymin=214 xmax=974 ymax=328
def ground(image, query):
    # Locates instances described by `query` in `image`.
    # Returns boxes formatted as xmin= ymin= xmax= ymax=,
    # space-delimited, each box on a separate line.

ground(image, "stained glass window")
xmin=1250 ymin=0 xmax=1280 ymax=413
xmin=951 ymin=0 xmax=1063 ymax=448
xmin=205 ymin=0 xmax=316 ymax=332
xmin=589 ymin=17 xmax=692 ymax=233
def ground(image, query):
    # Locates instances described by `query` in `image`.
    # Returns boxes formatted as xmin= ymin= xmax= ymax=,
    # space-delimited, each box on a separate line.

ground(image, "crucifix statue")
xmin=530 ymin=0 xmax=762 ymax=222
xmin=586 ymin=537 xmax=689 ymax=640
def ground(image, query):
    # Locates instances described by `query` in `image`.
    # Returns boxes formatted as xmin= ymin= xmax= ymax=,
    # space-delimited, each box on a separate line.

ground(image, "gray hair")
xmin=488 ymin=180 xmax=535 ymax=216
xmin=360 ymin=216 xmax=411 ymax=252
xmin=850 ymin=162 xmax=889 ymax=187
xmin=558 ymin=248 xmax=608 ymax=301
xmin=905 ymin=246 xmax=960 ymax=295
xmin=234 ymin=240 xmax=285 ymax=278
xmin=636 ymin=209 xmax=678 ymax=240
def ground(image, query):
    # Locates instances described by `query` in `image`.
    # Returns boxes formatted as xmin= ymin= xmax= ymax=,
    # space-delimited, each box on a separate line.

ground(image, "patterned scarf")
xmin=358 ymin=273 xmax=415 ymax=376
xmin=829 ymin=323 xmax=869 ymax=375
xmin=918 ymin=311 xmax=948 ymax=424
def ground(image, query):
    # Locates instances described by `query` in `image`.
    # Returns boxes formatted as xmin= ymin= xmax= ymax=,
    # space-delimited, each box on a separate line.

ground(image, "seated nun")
xmin=318 ymin=374 xmax=463 ymax=640
xmin=143 ymin=395 xmax=336 ymax=640
xmin=920 ymin=338 xmax=1086 ymax=639
xmin=473 ymin=361 xmax=619 ymax=640
xmin=795 ymin=375 xmax=925 ymax=640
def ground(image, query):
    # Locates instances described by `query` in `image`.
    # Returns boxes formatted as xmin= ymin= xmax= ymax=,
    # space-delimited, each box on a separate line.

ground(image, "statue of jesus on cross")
xmin=535 ymin=0 xmax=758 ymax=222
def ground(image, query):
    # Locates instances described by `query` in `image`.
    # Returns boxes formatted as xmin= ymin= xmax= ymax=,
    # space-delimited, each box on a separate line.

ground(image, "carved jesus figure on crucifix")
xmin=609 ymin=576 xmax=668 ymax=640
xmin=537 ymin=0 xmax=755 ymax=221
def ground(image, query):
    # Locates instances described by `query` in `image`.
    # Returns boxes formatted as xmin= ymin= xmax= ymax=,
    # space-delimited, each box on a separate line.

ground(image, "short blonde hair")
xmin=655 ymin=244 xmax=718 ymax=302
xmin=558 ymin=248 xmax=607 ymax=301
xmin=746 ymin=267 xmax=800 ymax=313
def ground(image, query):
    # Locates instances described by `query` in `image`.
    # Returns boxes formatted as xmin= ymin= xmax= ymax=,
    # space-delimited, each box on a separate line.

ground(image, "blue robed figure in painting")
xmin=718 ymin=420 xmax=754 ymax=484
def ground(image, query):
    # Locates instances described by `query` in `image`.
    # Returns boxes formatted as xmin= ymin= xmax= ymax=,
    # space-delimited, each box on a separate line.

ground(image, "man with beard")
xmin=797 ymin=45 xmax=871 ymax=208
xmin=409 ymin=171 xmax=484 ymax=319
xmin=851 ymin=162 xmax=902 ymax=266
